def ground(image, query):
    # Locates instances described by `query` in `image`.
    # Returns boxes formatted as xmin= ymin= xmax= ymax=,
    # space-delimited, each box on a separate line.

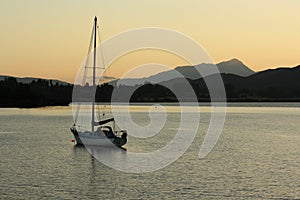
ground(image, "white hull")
xmin=74 ymin=131 xmax=115 ymax=146
xmin=71 ymin=127 xmax=127 ymax=147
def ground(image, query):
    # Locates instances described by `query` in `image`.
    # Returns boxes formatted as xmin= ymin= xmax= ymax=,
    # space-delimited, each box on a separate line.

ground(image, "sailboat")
xmin=70 ymin=17 xmax=127 ymax=148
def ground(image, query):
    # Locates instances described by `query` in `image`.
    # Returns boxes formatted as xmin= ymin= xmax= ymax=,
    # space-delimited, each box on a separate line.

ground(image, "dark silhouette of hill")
xmin=0 ymin=77 xmax=72 ymax=108
xmin=192 ymin=65 xmax=300 ymax=101
xmin=0 ymin=75 xmax=69 ymax=85
xmin=216 ymin=58 xmax=254 ymax=76
xmin=115 ymin=64 xmax=299 ymax=102
xmin=174 ymin=58 xmax=254 ymax=79
xmin=1 ymin=60 xmax=300 ymax=107
xmin=108 ymin=64 xmax=300 ymax=102
xmin=113 ymin=58 xmax=254 ymax=86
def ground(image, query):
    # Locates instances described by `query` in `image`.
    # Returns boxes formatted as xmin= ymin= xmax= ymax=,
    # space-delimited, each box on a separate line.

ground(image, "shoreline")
xmin=1 ymin=100 xmax=300 ymax=108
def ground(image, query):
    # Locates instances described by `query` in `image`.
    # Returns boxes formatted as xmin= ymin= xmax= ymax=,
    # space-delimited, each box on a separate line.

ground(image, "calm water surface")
xmin=0 ymin=103 xmax=299 ymax=199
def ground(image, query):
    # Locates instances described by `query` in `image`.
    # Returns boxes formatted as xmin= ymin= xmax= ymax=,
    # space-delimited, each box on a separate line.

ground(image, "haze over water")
xmin=0 ymin=103 xmax=299 ymax=199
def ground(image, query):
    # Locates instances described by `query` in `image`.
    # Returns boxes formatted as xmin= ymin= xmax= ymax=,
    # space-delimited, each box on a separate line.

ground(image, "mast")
xmin=92 ymin=16 xmax=97 ymax=132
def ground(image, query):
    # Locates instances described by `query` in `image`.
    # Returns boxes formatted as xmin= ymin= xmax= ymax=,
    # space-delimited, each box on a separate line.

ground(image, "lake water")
xmin=0 ymin=103 xmax=299 ymax=199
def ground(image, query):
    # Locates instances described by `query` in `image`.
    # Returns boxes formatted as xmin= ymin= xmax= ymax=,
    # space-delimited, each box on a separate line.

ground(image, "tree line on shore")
xmin=0 ymin=77 xmax=72 ymax=107
xmin=1 ymin=70 xmax=300 ymax=108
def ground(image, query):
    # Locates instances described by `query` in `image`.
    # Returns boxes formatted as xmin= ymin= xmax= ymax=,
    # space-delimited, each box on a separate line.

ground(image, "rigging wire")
xmin=97 ymin=22 xmax=107 ymax=85
xmin=74 ymin=25 xmax=95 ymax=125
xmin=83 ymin=25 xmax=96 ymax=86
xmin=96 ymin=20 xmax=108 ymax=122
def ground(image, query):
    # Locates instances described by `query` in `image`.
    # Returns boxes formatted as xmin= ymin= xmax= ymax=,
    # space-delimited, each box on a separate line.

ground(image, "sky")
xmin=0 ymin=0 xmax=299 ymax=83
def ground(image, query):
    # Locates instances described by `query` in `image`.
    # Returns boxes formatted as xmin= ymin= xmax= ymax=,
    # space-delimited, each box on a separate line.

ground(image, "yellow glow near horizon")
xmin=0 ymin=0 xmax=299 ymax=83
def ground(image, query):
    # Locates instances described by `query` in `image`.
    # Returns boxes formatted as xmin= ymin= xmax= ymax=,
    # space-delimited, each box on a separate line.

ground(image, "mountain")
xmin=220 ymin=65 xmax=300 ymax=89
xmin=0 ymin=76 xmax=72 ymax=107
xmin=109 ymin=63 xmax=300 ymax=102
xmin=195 ymin=65 xmax=300 ymax=100
xmin=1 ymin=63 xmax=300 ymax=107
xmin=174 ymin=58 xmax=254 ymax=79
xmin=217 ymin=58 xmax=254 ymax=76
xmin=0 ymin=75 xmax=70 ymax=85
xmin=115 ymin=58 xmax=255 ymax=86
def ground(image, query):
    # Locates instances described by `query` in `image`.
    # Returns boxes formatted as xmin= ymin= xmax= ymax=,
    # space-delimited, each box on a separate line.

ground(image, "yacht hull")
xmin=71 ymin=128 xmax=127 ymax=147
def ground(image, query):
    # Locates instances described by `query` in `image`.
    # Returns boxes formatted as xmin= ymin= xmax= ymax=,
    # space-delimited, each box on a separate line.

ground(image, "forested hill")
xmin=1 ymin=64 xmax=300 ymax=107
xmin=0 ymin=77 xmax=72 ymax=108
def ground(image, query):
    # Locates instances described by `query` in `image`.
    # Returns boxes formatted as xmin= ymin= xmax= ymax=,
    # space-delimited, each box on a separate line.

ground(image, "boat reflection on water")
xmin=83 ymin=145 xmax=128 ymax=171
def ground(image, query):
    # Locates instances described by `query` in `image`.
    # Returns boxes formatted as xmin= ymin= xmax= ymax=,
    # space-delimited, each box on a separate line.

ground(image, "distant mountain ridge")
xmin=116 ymin=58 xmax=255 ymax=86
xmin=1 ymin=60 xmax=300 ymax=107
xmin=192 ymin=64 xmax=300 ymax=100
xmin=173 ymin=58 xmax=254 ymax=79
xmin=107 ymin=63 xmax=300 ymax=102
xmin=0 ymin=58 xmax=254 ymax=87
xmin=0 ymin=75 xmax=70 ymax=85
xmin=216 ymin=58 xmax=254 ymax=76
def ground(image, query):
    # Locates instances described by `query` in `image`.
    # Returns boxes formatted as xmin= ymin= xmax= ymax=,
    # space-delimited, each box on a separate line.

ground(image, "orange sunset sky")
xmin=0 ymin=0 xmax=299 ymax=83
